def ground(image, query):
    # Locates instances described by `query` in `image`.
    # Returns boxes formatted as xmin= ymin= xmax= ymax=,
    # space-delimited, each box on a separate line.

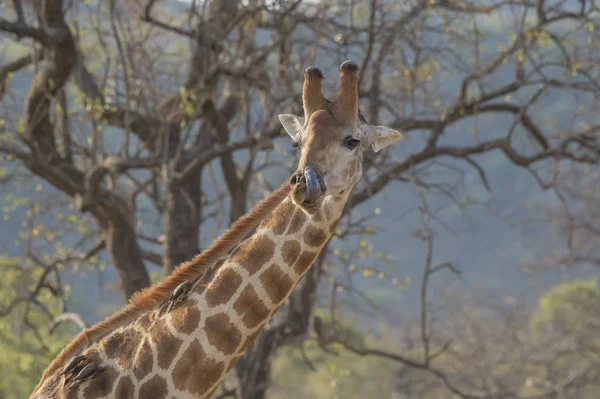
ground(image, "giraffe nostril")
xmin=289 ymin=172 xmax=305 ymax=187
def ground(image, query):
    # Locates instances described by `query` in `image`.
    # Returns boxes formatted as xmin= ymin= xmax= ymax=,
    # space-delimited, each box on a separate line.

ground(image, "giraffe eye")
xmin=344 ymin=138 xmax=360 ymax=150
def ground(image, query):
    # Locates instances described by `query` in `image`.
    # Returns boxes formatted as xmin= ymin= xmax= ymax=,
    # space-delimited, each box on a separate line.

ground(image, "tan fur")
xmin=302 ymin=67 xmax=329 ymax=123
xmin=303 ymin=111 xmax=341 ymax=158
xmin=330 ymin=62 xmax=359 ymax=123
xmin=32 ymin=182 xmax=290 ymax=394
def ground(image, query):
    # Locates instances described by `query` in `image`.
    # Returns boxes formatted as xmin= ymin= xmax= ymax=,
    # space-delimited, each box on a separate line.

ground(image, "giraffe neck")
xmin=48 ymin=192 xmax=348 ymax=398
xmin=161 ymin=192 xmax=347 ymax=397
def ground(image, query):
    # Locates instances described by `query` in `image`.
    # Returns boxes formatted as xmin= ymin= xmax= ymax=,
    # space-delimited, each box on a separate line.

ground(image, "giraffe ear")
xmin=370 ymin=125 xmax=403 ymax=152
xmin=278 ymin=114 xmax=305 ymax=141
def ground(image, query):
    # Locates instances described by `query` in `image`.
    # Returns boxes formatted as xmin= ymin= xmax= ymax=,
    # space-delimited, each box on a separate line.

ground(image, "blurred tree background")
xmin=1 ymin=0 xmax=599 ymax=398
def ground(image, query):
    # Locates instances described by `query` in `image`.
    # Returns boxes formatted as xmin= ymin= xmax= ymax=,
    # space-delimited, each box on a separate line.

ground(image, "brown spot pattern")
xmin=170 ymin=302 xmax=202 ymax=335
xmin=136 ymin=312 xmax=154 ymax=330
xmin=115 ymin=376 xmax=135 ymax=398
xmin=193 ymin=260 xmax=224 ymax=294
xmin=173 ymin=339 xmax=225 ymax=396
xmin=260 ymin=263 xmax=294 ymax=304
xmin=281 ymin=240 xmax=301 ymax=266
xmin=139 ymin=375 xmax=168 ymax=399
xmin=262 ymin=199 xmax=295 ymax=234
xmin=206 ymin=267 xmax=243 ymax=307
xmin=133 ymin=338 xmax=153 ymax=380
xmin=205 ymin=313 xmax=242 ymax=355
xmin=233 ymin=285 xmax=270 ymax=329
xmin=312 ymin=211 xmax=322 ymax=222
xmin=101 ymin=329 xmax=142 ymax=369
xmin=304 ymin=225 xmax=327 ymax=247
xmin=229 ymin=235 xmax=275 ymax=275
xmin=294 ymin=251 xmax=318 ymax=275
xmin=287 ymin=208 xmax=306 ymax=234
xmin=80 ymin=349 xmax=102 ymax=369
xmin=100 ymin=331 xmax=120 ymax=358
xmin=150 ymin=318 xmax=183 ymax=369
xmin=82 ymin=365 xmax=116 ymax=398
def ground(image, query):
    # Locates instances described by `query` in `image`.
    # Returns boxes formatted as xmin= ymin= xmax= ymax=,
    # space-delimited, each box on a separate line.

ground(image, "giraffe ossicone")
xmin=30 ymin=61 xmax=402 ymax=399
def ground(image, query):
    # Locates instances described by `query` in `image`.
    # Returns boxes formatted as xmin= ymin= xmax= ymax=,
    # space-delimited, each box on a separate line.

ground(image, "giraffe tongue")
xmin=304 ymin=166 xmax=321 ymax=204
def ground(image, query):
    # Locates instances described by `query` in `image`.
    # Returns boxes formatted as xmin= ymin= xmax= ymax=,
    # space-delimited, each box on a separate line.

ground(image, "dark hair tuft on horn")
xmin=340 ymin=61 xmax=359 ymax=73
xmin=305 ymin=66 xmax=324 ymax=79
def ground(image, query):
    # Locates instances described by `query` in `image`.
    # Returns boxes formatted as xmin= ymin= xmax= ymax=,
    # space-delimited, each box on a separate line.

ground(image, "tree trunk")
xmin=163 ymin=175 xmax=201 ymax=273
xmin=20 ymin=0 xmax=151 ymax=302
xmin=104 ymin=218 xmax=151 ymax=299
xmin=235 ymin=328 xmax=279 ymax=399
xmin=229 ymin=185 xmax=248 ymax=224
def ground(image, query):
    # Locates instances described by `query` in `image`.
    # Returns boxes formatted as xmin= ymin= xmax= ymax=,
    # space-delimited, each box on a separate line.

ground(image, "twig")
xmin=48 ymin=312 xmax=88 ymax=334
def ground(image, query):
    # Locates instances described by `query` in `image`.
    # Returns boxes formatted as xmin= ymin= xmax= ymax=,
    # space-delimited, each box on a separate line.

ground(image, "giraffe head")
xmin=279 ymin=61 xmax=403 ymax=215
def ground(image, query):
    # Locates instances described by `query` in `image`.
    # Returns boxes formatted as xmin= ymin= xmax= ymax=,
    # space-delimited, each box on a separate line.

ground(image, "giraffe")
xmin=29 ymin=60 xmax=402 ymax=399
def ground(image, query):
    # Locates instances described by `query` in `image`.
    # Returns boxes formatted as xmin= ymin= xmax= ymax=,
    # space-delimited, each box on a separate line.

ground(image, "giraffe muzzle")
xmin=304 ymin=166 xmax=321 ymax=203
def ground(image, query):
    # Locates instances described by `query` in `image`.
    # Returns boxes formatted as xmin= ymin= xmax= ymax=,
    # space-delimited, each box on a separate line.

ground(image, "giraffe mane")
xmin=35 ymin=181 xmax=291 ymax=389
